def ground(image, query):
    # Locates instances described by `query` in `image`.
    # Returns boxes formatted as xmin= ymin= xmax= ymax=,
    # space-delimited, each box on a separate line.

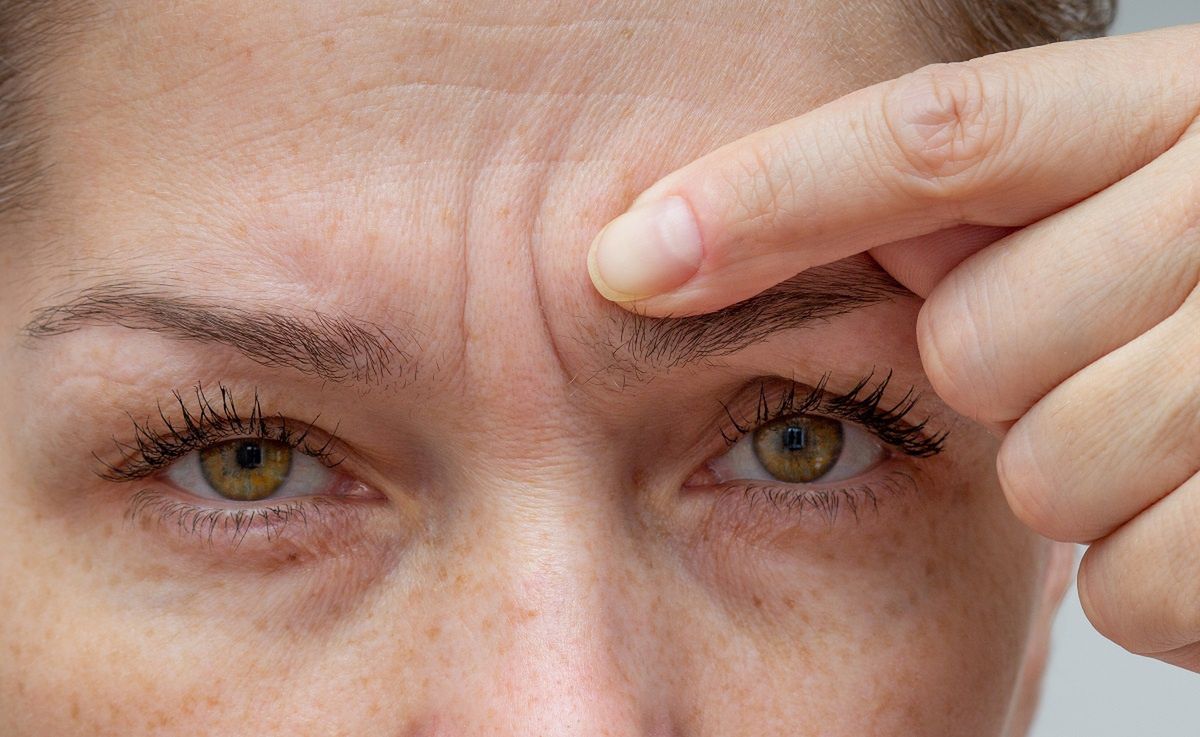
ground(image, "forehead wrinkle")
xmin=589 ymin=256 xmax=911 ymax=382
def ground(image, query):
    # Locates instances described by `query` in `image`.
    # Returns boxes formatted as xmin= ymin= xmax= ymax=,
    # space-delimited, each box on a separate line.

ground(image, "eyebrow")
xmin=21 ymin=281 xmax=407 ymax=385
xmin=22 ymin=258 xmax=907 ymax=387
xmin=599 ymin=256 xmax=912 ymax=377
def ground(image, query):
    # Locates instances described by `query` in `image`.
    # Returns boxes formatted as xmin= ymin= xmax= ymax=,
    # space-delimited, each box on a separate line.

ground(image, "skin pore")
xmin=0 ymin=1 xmax=1069 ymax=735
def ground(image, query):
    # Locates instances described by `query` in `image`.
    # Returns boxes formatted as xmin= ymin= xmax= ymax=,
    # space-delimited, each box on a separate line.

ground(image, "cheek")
xmin=0 ymin=486 xmax=407 ymax=736
xmin=664 ymin=448 xmax=1045 ymax=735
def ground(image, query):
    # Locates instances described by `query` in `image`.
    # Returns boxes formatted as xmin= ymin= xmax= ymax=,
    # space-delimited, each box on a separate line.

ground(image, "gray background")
xmin=1029 ymin=8 xmax=1199 ymax=736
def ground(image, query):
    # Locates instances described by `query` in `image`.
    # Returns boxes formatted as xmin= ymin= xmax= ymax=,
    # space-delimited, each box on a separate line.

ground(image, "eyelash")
xmin=708 ymin=369 xmax=946 ymax=527
xmin=714 ymin=468 xmax=921 ymax=526
xmin=719 ymin=368 xmax=948 ymax=458
xmin=98 ymin=371 xmax=943 ymax=549
xmin=95 ymin=383 xmax=342 ymax=482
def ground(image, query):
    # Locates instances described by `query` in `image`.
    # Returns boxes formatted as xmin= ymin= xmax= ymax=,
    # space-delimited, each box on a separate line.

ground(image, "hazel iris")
xmin=199 ymin=439 xmax=293 ymax=501
xmin=751 ymin=414 xmax=844 ymax=483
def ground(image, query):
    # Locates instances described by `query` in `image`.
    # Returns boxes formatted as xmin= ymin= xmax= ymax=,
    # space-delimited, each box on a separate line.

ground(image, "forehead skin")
xmin=0 ymin=2 xmax=1054 ymax=736
xmin=23 ymin=0 xmax=927 ymax=369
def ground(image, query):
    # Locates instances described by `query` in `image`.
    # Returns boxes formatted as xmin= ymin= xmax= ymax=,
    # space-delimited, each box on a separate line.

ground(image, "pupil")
xmin=781 ymin=425 xmax=806 ymax=451
xmin=235 ymin=442 xmax=263 ymax=469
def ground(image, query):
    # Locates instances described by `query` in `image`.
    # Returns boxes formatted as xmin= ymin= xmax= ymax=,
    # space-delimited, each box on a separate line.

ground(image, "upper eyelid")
xmin=96 ymin=384 xmax=343 ymax=482
xmin=718 ymin=370 xmax=949 ymax=458
xmin=98 ymin=419 xmax=342 ymax=482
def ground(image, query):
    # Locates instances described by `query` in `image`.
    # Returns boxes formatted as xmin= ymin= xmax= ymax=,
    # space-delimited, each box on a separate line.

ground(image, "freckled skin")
xmin=0 ymin=1 xmax=1070 ymax=735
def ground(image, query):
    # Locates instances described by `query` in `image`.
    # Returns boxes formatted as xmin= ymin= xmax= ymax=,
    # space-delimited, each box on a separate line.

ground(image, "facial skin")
xmin=0 ymin=2 xmax=1070 ymax=735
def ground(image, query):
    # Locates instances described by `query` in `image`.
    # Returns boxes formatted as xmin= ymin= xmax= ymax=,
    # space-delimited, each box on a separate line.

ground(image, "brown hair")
xmin=918 ymin=0 xmax=1118 ymax=60
xmin=0 ymin=0 xmax=1117 ymax=221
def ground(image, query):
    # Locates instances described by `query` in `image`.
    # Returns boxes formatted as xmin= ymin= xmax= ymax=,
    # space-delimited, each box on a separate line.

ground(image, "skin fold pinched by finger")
xmin=995 ymin=292 xmax=1200 ymax=543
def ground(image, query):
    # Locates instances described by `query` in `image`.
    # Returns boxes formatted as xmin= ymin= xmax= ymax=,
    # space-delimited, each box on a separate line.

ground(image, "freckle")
xmin=436 ymin=564 xmax=448 ymax=581
xmin=69 ymin=699 xmax=80 ymax=721
xmin=497 ymin=207 xmax=510 ymax=219
xmin=522 ymin=608 xmax=539 ymax=620
xmin=782 ymin=596 xmax=795 ymax=610
xmin=620 ymin=27 xmax=634 ymax=40
xmin=751 ymin=595 xmax=763 ymax=609
xmin=322 ymin=36 xmax=335 ymax=52
xmin=630 ymin=467 xmax=646 ymax=489
xmin=425 ymin=625 xmax=441 ymax=640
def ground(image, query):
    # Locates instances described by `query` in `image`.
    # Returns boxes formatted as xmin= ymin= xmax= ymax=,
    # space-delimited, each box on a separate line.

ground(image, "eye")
xmin=165 ymin=438 xmax=335 ymax=502
xmin=707 ymin=413 xmax=888 ymax=485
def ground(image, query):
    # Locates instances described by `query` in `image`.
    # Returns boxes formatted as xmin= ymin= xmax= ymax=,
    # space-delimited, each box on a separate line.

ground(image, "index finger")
xmin=585 ymin=25 xmax=1200 ymax=316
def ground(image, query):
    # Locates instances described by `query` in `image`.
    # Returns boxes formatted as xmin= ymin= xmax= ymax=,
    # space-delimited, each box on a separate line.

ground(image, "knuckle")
xmin=1081 ymin=520 xmax=1200 ymax=656
xmin=1148 ymin=304 xmax=1200 ymax=467
xmin=1161 ymin=501 xmax=1200 ymax=649
xmin=916 ymin=279 xmax=997 ymax=422
xmin=915 ymin=302 xmax=968 ymax=410
xmin=879 ymin=61 xmax=1012 ymax=206
xmin=1076 ymin=546 xmax=1129 ymax=647
xmin=1165 ymin=151 xmax=1200 ymax=285
xmin=994 ymin=426 xmax=1064 ymax=538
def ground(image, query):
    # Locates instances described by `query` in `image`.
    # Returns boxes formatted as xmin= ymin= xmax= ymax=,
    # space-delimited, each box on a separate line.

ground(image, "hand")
xmin=586 ymin=24 xmax=1200 ymax=670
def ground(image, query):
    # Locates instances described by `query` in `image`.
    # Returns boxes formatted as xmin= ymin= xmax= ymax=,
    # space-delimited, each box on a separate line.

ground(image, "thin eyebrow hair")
xmin=21 ymin=281 xmax=407 ymax=385
xmin=601 ymin=257 xmax=912 ymax=377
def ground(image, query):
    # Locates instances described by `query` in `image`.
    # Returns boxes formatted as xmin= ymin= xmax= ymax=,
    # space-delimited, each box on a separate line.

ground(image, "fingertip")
xmin=586 ymin=195 xmax=703 ymax=303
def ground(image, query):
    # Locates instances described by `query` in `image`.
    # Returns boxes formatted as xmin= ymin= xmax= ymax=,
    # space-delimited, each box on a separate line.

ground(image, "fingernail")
xmin=588 ymin=195 xmax=703 ymax=301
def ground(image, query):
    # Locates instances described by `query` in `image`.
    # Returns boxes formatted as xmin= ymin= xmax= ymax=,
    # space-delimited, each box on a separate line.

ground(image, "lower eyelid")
xmin=124 ymin=481 xmax=387 ymax=565
xmin=693 ymin=468 xmax=925 ymax=546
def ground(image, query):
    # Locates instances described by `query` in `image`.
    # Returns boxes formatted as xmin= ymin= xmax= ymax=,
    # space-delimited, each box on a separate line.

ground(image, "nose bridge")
xmin=449 ymin=473 xmax=665 ymax=736
xmin=498 ymin=555 xmax=640 ymax=731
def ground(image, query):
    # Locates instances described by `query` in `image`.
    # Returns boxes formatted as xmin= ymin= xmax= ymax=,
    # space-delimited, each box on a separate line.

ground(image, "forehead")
xmin=23 ymin=1 xmax=931 ymax=383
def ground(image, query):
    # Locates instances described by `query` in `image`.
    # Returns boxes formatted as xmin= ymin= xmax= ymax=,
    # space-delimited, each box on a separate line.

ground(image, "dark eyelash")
xmin=719 ymin=368 xmax=948 ymax=457
xmin=95 ymin=382 xmax=341 ymax=482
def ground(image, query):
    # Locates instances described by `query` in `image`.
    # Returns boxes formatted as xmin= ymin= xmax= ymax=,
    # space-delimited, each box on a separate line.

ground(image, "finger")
xmin=869 ymin=224 xmax=1016 ymax=298
xmin=1153 ymin=642 xmax=1200 ymax=672
xmin=1077 ymin=468 xmax=1200 ymax=661
xmin=917 ymin=132 xmax=1200 ymax=424
xmin=996 ymin=286 xmax=1200 ymax=542
xmin=585 ymin=26 xmax=1200 ymax=316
